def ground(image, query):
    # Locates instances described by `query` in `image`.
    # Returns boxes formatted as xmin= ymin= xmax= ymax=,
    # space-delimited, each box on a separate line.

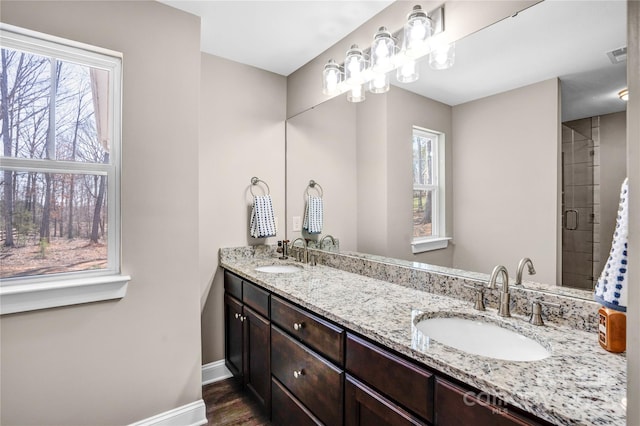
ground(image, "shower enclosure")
xmin=561 ymin=122 xmax=599 ymax=290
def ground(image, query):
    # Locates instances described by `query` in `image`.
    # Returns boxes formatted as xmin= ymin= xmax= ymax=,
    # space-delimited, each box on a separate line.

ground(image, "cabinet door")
xmin=345 ymin=375 xmax=429 ymax=426
xmin=272 ymin=377 xmax=322 ymax=426
xmin=243 ymin=305 xmax=271 ymax=414
xmin=271 ymin=325 xmax=344 ymax=426
xmin=435 ymin=378 xmax=543 ymax=426
xmin=224 ymin=294 xmax=244 ymax=378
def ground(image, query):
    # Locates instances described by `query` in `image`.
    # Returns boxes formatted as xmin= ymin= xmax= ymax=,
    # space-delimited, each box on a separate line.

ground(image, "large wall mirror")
xmin=286 ymin=1 xmax=627 ymax=297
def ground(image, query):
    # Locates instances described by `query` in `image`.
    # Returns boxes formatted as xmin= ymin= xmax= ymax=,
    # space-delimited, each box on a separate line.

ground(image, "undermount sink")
xmin=254 ymin=264 xmax=302 ymax=274
xmin=415 ymin=317 xmax=550 ymax=362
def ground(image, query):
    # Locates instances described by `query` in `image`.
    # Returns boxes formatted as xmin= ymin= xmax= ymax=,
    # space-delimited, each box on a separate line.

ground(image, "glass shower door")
xmin=561 ymin=124 xmax=597 ymax=289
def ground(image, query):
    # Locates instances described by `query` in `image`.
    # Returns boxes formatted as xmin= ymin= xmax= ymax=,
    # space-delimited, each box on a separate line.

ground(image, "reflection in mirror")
xmin=285 ymin=1 xmax=626 ymax=299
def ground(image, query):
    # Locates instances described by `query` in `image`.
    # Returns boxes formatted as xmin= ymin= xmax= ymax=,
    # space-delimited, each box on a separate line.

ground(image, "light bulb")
xmin=403 ymin=5 xmax=432 ymax=57
xmin=347 ymin=84 xmax=365 ymax=103
xmin=409 ymin=23 xmax=427 ymax=43
xmin=323 ymin=59 xmax=342 ymax=96
xmin=345 ymin=44 xmax=365 ymax=84
xmin=429 ymin=41 xmax=455 ymax=70
xmin=397 ymin=60 xmax=418 ymax=83
xmin=371 ymin=27 xmax=395 ymax=73
xmin=369 ymin=73 xmax=389 ymax=94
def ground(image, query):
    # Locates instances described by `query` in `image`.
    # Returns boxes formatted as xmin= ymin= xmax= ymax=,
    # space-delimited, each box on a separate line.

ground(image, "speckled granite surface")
xmin=219 ymin=246 xmax=626 ymax=426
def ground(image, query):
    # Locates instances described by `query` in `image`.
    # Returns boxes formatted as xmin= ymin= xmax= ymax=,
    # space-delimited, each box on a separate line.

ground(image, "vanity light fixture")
xmin=618 ymin=88 xmax=629 ymax=101
xmin=321 ymin=5 xmax=454 ymax=103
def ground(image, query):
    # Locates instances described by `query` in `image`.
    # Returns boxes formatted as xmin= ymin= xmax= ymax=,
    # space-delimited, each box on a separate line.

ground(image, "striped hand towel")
xmin=303 ymin=195 xmax=323 ymax=234
xmin=594 ymin=178 xmax=628 ymax=312
xmin=250 ymin=195 xmax=277 ymax=238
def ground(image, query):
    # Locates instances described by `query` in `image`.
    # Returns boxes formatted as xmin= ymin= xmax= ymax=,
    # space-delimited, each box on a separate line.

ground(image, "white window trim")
xmin=412 ymin=127 xmax=449 ymax=253
xmin=0 ymin=24 xmax=130 ymax=315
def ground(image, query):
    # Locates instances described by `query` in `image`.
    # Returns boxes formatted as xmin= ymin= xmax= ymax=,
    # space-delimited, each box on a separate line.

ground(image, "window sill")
xmin=411 ymin=237 xmax=451 ymax=254
xmin=0 ymin=274 xmax=131 ymax=315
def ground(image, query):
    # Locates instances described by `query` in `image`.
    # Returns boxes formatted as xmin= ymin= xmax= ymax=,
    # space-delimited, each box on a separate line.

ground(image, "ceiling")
xmin=158 ymin=0 xmax=393 ymax=76
xmin=159 ymin=0 xmax=627 ymax=121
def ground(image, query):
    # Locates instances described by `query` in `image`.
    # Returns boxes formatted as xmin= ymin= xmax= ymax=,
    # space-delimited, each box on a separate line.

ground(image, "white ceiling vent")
xmin=607 ymin=46 xmax=627 ymax=64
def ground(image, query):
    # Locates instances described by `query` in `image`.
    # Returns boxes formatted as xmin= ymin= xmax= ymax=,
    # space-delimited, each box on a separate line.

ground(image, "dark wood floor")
xmin=203 ymin=378 xmax=271 ymax=425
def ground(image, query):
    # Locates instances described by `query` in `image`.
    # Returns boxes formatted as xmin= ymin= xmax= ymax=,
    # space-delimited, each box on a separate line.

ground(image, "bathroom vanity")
xmin=220 ymin=246 xmax=626 ymax=425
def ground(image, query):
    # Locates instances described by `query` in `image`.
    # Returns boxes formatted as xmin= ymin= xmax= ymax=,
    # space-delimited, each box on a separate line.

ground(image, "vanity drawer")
xmin=271 ymin=296 xmax=345 ymax=366
xmin=346 ymin=333 xmax=434 ymax=423
xmin=271 ymin=377 xmax=322 ymax=426
xmin=224 ymin=270 xmax=242 ymax=300
xmin=434 ymin=377 xmax=543 ymax=426
xmin=271 ymin=325 xmax=344 ymax=426
xmin=243 ymin=280 xmax=270 ymax=318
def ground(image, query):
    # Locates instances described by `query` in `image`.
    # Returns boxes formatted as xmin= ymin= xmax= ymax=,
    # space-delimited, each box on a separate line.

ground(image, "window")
xmin=0 ymin=24 xmax=129 ymax=314
xmin=411 ymin=126 xmax=449 ymax=253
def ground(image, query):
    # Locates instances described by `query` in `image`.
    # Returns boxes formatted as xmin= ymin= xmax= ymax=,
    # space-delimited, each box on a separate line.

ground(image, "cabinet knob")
xmin=293 ymin=322 xmax=304 ymax=331
xmin=240 ymin=315 xmax=246 ymax=322
xmin=234 ymin=313 xmax=240 ymax=319
xmin=293 ymin=369 xmax=305 ymax=379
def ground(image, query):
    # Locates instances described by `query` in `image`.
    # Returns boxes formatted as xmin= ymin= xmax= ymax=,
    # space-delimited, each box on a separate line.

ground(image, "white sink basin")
xmin=415 ymin=317 xmax=550 ymax=362
xmin=254 ymin=264 xmax=302 ymax=274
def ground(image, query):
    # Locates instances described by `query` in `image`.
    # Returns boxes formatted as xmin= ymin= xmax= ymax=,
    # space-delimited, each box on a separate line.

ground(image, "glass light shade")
xmin=371 ymin=27 xmax=395 ymax=73
xmin=347 ymin=84 xmax=365 ymax=103
xmin=322 ymin=59 xmax=342 ymax=96
xmin=369 ymin=73 xmax=389 ymax=94
xmin=429 ymin=41 xmax=455 ymax=70
xmin=345 ymin=44 xmax=365 ymax=85
xmin=403 ymin=5 xmax=432 ymax=57
xmin=397 ymin=60 xmax=419 ymax=83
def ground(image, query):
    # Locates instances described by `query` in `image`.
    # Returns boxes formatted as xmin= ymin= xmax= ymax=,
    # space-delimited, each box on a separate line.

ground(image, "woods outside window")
xmin=0 ymin=25 xmax=128 ymax=314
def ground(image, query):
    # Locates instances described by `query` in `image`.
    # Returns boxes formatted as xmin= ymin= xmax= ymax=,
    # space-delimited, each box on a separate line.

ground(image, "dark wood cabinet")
xmin=271 ymin=325 xmax=344 ymax=426
xmin=223 ymin=272 xmax=271 ymax=415
xmin=271 ymin=295 xmax=345 ymax=366
xmin=243 ymin=305 xmax=271 ymax=413
xmin=346 ymin=333 xmax=434 ymax=423
xmin=224 ymin=293 xmax=244 ymax=378
xmin=434 ymin=378 xmax=545 ymax=426
xmin=222 ymin=268 xmax=552 ymax=426
xmin=345 ymin=374 xmax=429 ymax=426
xmin=272 ymin=377 xmax=323 ymax=426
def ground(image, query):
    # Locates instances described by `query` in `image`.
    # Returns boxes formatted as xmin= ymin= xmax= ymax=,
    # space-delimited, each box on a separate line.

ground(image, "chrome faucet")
xmin=488 ymin=265 xmax=511 ymax=317
xmin=290 ymin=238 xmax=308 ymax=263
xmin=515 ymin=257 xmax=536 ymax=286
xmin=320 ymin=234 xmax=336 ymax=250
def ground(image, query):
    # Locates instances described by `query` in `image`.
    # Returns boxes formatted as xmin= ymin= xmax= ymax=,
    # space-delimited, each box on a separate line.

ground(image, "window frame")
xmin=0 ymin=24 xmax=129 ymax=315
xmin=411 ymin=126 xmax=450 ymax=254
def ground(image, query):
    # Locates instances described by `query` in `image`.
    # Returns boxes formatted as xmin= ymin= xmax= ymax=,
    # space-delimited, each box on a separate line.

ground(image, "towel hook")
xmin=250 ymin=176 xmax=270 ymax=196
xmin=305 ymin=180 xmax=323 ymax=198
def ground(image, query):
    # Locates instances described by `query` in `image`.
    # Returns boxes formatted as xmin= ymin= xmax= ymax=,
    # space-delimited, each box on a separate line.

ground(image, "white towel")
xmin=594 ymin=178 xmax=628 ymax=312
xmin=303 ymin=195 xmax=323 ymax=234
xmin=250 ymin=195 xmax=276 ymax=238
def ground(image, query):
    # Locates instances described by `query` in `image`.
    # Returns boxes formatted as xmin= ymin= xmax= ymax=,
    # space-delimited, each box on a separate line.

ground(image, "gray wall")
xmin=385 ymin=88 xmax=453 ymax=265
xmin=599 ymin=111 xmax=627 ymax=268
xmin=1 ymin=1 xmax=202 ymax=424
xmin=285 ymin=97 xmax=358 ymax=249
xmin=451 ymin=79 xmax=559 ymax=284
xmin=199 ymin=53 xmax=286 ymax=364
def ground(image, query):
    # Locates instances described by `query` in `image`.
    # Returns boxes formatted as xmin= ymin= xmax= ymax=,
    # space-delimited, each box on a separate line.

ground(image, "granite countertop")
xmin=220 ymin=249 xmax=626 ymax=426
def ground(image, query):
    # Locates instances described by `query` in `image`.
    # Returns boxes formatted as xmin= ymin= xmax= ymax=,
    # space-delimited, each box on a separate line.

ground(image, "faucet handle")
xmin=464 ymin=283 xmax=486 ymax=311
xmin=529 ymin=300 xmax=561 ymax=326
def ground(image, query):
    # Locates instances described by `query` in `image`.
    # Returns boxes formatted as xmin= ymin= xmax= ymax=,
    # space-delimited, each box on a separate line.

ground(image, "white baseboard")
xmin=202 ymin=359 xmax=233 ymax=385
xmin=130 ymin=400 xmax=206 ymax=426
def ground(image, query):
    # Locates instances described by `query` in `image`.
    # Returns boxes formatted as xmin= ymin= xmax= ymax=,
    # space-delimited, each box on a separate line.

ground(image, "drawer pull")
xmin=293 ymin=369 xmax=305 ymax=379
xmin=293 ymin=322 xmax=304 ymax=331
